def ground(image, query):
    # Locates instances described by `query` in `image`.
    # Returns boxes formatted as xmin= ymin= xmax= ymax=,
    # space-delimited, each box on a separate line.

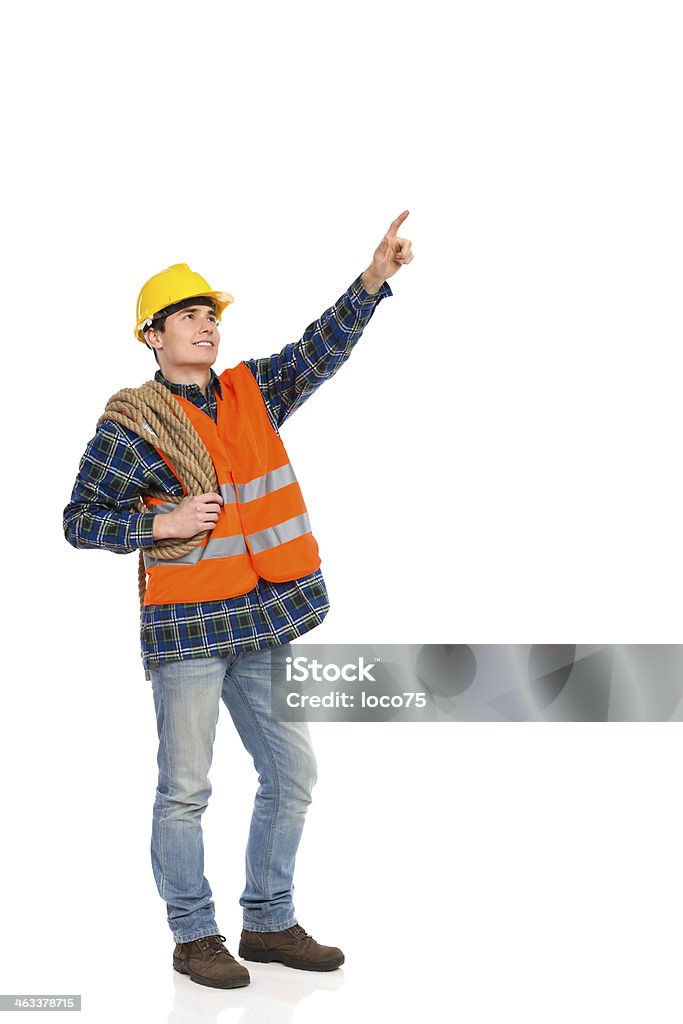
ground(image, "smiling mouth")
xmin=193 ymin=341 xmax=213 ymax=347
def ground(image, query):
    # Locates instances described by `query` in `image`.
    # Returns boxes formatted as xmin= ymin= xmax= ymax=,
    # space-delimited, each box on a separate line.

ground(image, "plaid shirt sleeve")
xmin=63 ymin=420 xmax=162 ymax=554
xmin=243 ymin=272 xmax=393 ymax=429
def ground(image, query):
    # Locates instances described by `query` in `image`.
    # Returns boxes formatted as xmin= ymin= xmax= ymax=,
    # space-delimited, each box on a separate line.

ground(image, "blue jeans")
xmin=148 ymin=643 xmax=317 ymax=944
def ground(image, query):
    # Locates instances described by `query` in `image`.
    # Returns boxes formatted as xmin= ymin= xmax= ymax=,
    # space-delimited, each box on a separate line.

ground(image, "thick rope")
xmin=97 ymin=380 xmax=219 ymax=611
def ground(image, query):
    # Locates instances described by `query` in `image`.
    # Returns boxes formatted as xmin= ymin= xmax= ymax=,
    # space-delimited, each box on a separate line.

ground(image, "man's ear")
xmin=145 ymin=328 xmax=162 ymax=352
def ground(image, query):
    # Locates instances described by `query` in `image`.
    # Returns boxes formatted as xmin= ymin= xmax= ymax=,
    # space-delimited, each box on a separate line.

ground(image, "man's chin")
xmin=194 ymin=350 xmax=218 ymax=366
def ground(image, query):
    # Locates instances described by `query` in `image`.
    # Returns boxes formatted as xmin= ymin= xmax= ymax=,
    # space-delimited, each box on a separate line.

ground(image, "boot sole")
xmin=173 ymin=959 xmax=251 ymax=989
xmin=238 ymin=945 xmax=344 ymax=971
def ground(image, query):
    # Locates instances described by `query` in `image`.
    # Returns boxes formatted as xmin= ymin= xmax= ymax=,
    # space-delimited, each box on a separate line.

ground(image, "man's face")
xmin=145 ymin=302 xmax=220 ymax=375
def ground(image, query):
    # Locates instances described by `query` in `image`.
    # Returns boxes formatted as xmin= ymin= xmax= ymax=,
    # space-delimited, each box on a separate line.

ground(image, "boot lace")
xmin=197 ymin=934 xmax=230 ymax=961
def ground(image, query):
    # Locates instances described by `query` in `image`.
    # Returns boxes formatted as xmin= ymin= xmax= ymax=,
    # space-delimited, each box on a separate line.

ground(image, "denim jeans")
xmin=148 ymin=642 xmax=317 ymax=944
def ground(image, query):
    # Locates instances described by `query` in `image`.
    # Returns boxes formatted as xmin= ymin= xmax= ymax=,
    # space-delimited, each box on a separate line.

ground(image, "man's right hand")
xmin=152 ymin=492 xmax=224 ymax=540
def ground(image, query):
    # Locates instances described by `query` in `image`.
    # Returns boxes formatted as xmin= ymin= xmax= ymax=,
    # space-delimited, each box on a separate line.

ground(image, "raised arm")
xmin=241 ymin=211 xmax=413 ymax=429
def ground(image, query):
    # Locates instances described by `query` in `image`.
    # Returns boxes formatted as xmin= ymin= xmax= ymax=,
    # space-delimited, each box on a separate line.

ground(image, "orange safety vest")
xmin=141 ymin=362 xmax=321 ymax=605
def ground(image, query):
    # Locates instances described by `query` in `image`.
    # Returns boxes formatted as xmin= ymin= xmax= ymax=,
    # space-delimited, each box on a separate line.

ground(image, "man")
xmin=63 ymin=212 xmax=413 ymax=989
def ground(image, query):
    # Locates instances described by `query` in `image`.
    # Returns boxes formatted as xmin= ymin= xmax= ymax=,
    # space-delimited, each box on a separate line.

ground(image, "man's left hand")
xmin=362 ymin=210 xmax=414 ymax=293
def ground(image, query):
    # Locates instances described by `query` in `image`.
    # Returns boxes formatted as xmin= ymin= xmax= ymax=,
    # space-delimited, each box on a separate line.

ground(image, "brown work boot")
xmin=239 ymin=924 xmax=344 ymax=971
xmin=173 ymin=934 xmax=251 ymax=989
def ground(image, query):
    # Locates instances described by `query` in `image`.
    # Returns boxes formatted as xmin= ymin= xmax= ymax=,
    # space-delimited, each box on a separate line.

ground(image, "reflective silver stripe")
xmin=220 ymin=482 xmax=237 ymax=504
xmin=247 ymin=513 xmax=311 ymax=555
xmin=149 ymin=473 xmax=289 ymax=510
xmin=143 ymin=533 xmax=248 ymax=569
xmin=204 ymin=534 xmax=248 ymax=559
xmin=151 ymin=502 xmax=177 ymax=513
xmin=237 ymin=464 xmax=297 ymax=504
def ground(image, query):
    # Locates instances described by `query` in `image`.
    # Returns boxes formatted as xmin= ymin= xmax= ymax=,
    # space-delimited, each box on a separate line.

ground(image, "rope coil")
xmin=97 ymin=380 xmax=219 ymax=610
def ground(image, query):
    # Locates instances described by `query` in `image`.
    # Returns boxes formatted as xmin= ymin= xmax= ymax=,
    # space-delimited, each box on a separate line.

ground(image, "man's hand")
xmin=362 ymin=210 xmax=414 ymax=293
xmin=152 ymin=492 xmax=224 ymax=541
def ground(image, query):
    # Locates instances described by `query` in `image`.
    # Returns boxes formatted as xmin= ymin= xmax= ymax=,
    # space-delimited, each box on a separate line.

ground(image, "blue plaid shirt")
xmin=63 ymin=273 xmax=392 ymax=676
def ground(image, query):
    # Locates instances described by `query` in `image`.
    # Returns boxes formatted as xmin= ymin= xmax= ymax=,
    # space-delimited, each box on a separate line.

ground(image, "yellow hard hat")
xmin=134 ymin=263 xmax=234 ymax=343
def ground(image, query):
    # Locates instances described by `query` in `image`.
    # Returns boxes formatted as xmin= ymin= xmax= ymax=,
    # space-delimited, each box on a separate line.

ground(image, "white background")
xmin=1 ymin=1 xmax=682 ymax=1021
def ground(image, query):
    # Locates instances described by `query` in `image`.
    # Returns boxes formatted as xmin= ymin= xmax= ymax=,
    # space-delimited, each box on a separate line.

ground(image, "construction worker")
xmin=63 ymin=211 xmax=413 ymax=989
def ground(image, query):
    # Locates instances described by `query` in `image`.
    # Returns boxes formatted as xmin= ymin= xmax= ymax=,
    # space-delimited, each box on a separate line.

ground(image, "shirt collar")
xmin=153 ymin=367 xmax=223 ymax=400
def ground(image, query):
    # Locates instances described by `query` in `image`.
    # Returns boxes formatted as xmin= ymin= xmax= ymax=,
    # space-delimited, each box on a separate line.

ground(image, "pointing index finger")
xmin=386 ymin=209 xmax=410 ymax=237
